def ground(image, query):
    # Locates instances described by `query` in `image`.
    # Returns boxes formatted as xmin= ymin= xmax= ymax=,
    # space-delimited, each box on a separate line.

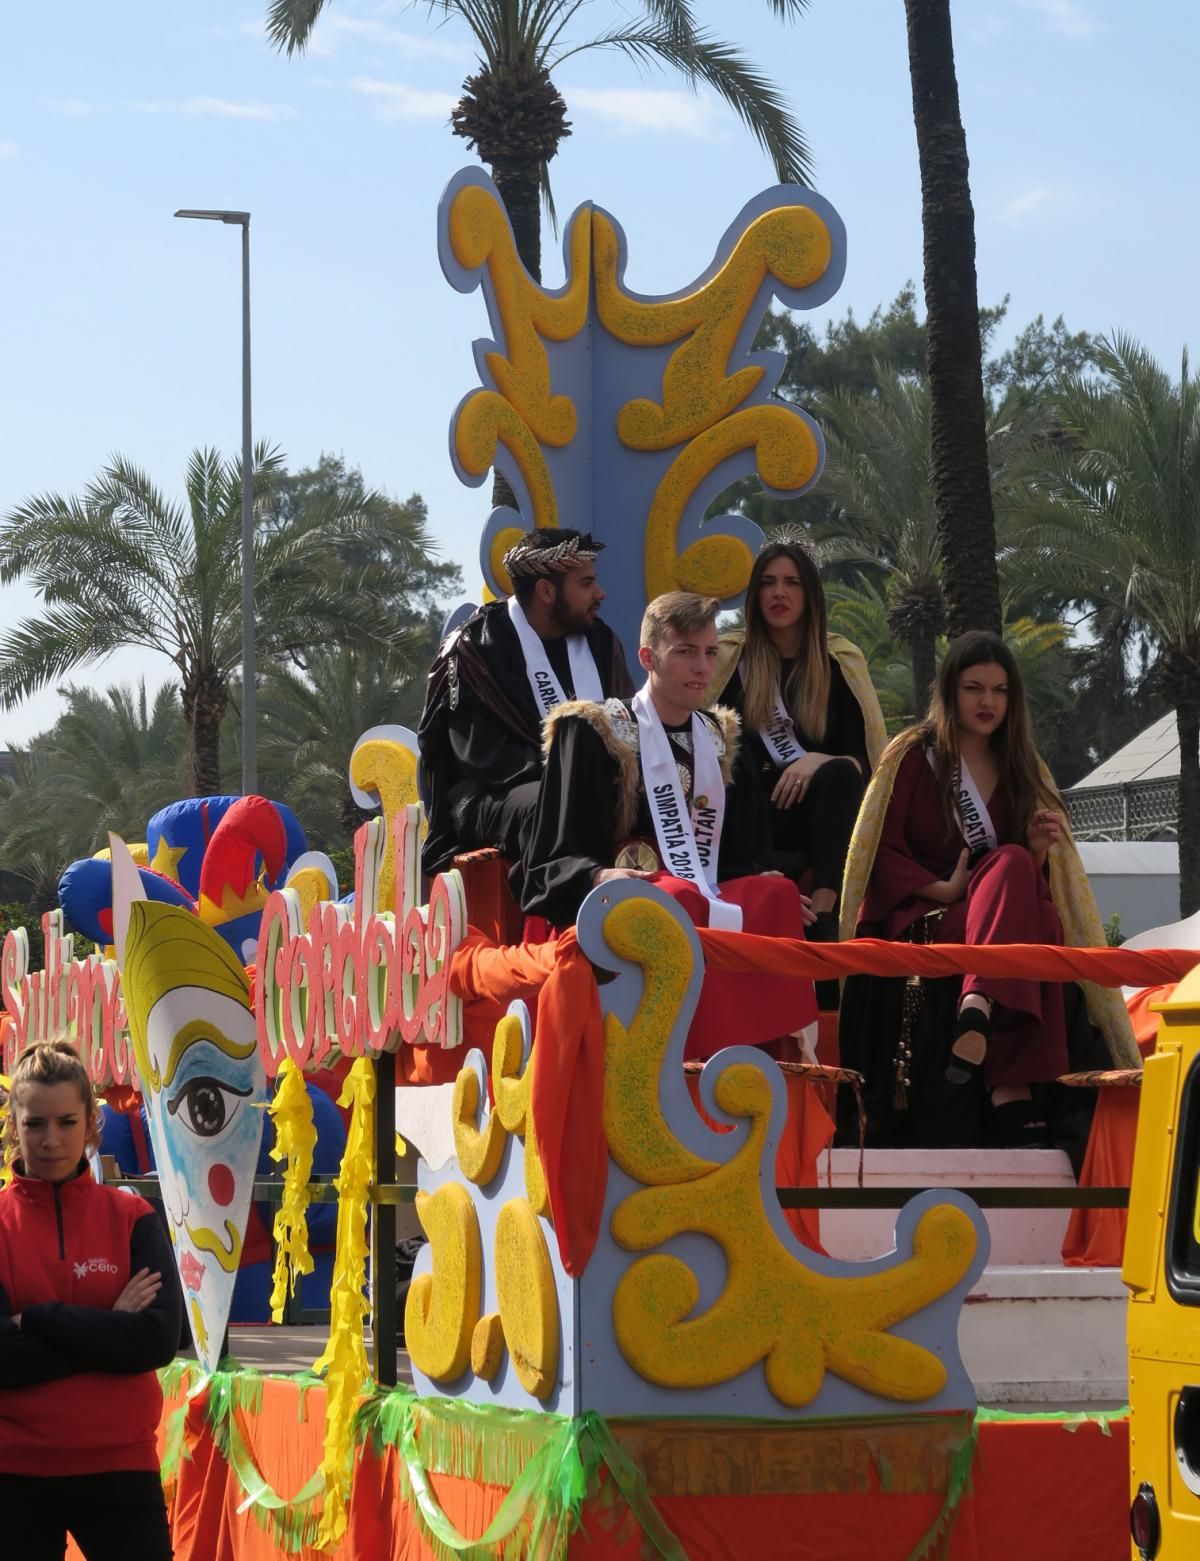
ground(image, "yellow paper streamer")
xmin=313 ymin=1057 xmax=375 ymax=1548
xmin=267 ymin=1060 xmax=317 ymax=1324
xmin=0 ymin=1073 xmax=12 ymax=1188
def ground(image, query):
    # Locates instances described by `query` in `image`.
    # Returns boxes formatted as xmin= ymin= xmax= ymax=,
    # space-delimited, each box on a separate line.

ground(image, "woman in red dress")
xmin=838 ymin=631 xmax=1135 ymax=1150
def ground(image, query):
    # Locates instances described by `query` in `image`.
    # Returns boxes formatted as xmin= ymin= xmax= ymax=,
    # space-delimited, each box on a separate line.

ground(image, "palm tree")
xmin=266 ymin=1 xmax=814 ymax=280
xmin=1017 ymin=335 xmax=1200 ymax=912
xmin=824 ymin=576 xmax=917 ymax=727
xmin=0 ymin=680 xmax=187 ymax=908
xmin=815 ymin=371 xmax=1046 ymax=705
xmin=902 ymin=0 xmax=1002 ymax=638
xmin=255 ymin=646 xmax=428 ymax=846
xmin=0 ymin=448 xmax=435 ymax=796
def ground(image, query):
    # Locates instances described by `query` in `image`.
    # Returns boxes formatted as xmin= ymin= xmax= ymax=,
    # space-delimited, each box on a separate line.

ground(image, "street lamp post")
xmin=175 ymin=208 xmax=256 ymax=796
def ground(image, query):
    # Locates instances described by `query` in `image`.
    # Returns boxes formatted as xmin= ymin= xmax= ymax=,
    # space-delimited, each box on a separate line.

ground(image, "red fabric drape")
xmin=655 ymin=873 xmax=818 ymax=1058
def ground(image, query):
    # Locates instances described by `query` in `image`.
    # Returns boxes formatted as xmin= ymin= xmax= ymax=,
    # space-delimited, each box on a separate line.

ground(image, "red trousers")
xmin=651 ymin=872 xmax=818 ymax=1061
xmin=940 ymin=844 xmax=1067 ymax=1087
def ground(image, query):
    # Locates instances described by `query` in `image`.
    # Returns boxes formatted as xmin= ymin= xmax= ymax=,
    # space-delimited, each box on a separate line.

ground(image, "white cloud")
xmin=349 ymin=77 xmax=456 ymax=121
xmin=325 ymin=15 xmax=468 ymax=62
xmin=0 ymin=141 xmax=16 ymax=159
xmin=137 ymin=97 xmax=295 ymax=121
xmin=39 ymin=96 xmax=93 ymax=118
xmin=566 ymin=86 xmax=720 ymax=139
xmin=960 ymin=12 xmax=1010 ymax=45
xmin=1015 ymin=0 xmax=1101 ymax=40
xmin=997 ymin=186 xmax=1053 ymax=224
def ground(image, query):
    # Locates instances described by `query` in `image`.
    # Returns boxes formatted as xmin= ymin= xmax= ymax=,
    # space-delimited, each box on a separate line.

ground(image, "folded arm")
xmin=20 ymin=1211 xmax=182 ymax=1375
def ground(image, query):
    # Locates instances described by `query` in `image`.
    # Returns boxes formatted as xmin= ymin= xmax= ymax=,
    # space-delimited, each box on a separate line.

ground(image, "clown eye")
xmin=166 ymin=1077 xmax=252 ymax=1138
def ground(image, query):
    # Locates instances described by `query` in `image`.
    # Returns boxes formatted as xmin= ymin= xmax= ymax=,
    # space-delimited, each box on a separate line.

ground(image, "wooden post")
xmin=372 ymin=1050 xmax=397 ymax=1385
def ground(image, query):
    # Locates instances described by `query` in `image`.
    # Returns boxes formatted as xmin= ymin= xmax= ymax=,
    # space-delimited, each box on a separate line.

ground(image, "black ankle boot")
xmin=809 ymin=909 xmax=840 ymax=1011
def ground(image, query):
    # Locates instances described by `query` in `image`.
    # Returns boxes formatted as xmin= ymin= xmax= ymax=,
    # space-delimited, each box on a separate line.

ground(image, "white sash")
xmin=743 ymin=661 xmax=806 ymax=769
xmin=633 ymin=687 xmax=743 ymax=932
xmin=928 ymin=747 xmax=998 ymax=858
xmin=507 ymin=598 xmax=604 ymax=719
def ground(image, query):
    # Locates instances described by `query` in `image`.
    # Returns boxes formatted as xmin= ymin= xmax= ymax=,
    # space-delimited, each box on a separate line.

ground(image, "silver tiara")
xmin=502 ymin=532 xmax=605 ymax=579
xmin=762 ymin=524 xmax=818 ymax=562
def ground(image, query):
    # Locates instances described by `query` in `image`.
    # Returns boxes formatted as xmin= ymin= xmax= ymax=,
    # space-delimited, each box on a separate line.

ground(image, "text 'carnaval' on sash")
xmin=508 ymin=598 xmax=603 ymax=719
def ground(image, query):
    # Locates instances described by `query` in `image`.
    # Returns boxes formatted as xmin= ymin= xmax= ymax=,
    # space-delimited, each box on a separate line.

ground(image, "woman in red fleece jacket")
xmin=0 ymin=1039 xmax=182 ymax=1561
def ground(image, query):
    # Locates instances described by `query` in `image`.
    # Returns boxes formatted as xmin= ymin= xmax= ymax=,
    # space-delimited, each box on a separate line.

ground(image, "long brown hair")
xmin=741 ymin=543 xmax=830 ymax=741
xmin=920 ymin=630 xmax=1058 ymax=841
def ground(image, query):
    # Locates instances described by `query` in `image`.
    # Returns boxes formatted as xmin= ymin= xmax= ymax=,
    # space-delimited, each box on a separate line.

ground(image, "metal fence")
xmin=1065 ymin=778 xmax=1179 ymax=841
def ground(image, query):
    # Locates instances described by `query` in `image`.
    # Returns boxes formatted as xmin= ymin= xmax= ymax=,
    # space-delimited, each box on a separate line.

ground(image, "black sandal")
xmin=945 ymin=1001 xmax=991 ymax=1086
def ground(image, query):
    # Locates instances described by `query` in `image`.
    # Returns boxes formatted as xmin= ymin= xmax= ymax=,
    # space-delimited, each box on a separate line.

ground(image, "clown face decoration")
xmin=111 ymin=836 xmax=266 ymax=1371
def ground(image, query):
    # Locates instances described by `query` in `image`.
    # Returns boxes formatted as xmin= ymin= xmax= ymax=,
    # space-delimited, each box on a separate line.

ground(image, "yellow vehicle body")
xmin=1124 ymin=960 xmax=1200 ymax=1557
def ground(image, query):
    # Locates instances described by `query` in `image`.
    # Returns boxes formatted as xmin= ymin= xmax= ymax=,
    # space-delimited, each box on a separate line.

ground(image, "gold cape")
xmin=712 ymin=630 xmax=889 ymax=771
xmin=838 ymin=727 xmax=1140 ymax=1069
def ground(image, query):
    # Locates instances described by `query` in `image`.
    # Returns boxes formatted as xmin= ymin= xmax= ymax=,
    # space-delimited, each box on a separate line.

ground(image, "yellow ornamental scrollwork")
xmin=347 ymin=735 xmax=420 ymax=912
xmin=495 ymin=1198 xmax=559 ymax=1400
xmin=405 ymin=1182 xmax=482 ymax=1383
xmin=594 ymin=204 xmax=833 ymax=451
xmin=601 ymin=898 xmax=715 ymax=1188
xmin=643 ymin=404 xmax=822 ymax=602
xmin=600 ymin=895 xmax=978 ymax=1407
xmin=442 ymin=166 xmax=846 ymax=647
xmin=490 ymin=1010 xmax=550 ymax=1216
xmin=447 ymin=182 xmax=590 ymax=445
xmin=451 ymin=1057 xmax=506 ymax=1187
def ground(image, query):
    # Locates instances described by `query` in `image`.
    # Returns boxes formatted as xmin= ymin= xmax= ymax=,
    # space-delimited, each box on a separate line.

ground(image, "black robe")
xmin=417 ymin=601 xmax=633 ymax=875
xmin=512 ymin=698 xmax=775 ymax=927
xmin=719 ymin=656 xmax=868 ymax=893
xmin=721 ymin=655 xmax=870 ymax=788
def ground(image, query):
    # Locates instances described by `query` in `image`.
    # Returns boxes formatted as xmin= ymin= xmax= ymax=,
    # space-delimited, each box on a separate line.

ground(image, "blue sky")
xmin=1 ymin=0 xmax=1193 ymax=742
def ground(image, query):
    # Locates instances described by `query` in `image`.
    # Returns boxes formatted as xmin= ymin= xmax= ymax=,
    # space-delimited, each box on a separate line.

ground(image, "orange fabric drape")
xmin=1063 ymin=982 xmax=1169 ymax=1266
xmin=696 ymin=931 xmax=1198 ymax=988
xmin=144 ymin=1382 xmax=1131 ymax=1561
xmin=528 ymin=932 xmax=608 ymax=1278
xmin=448 ymin=926 xmax=607 ymax=1277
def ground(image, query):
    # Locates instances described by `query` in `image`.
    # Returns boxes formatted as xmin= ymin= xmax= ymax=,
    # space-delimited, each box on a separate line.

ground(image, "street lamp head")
xmin=175 ymin=208 xmax=250 ymax=225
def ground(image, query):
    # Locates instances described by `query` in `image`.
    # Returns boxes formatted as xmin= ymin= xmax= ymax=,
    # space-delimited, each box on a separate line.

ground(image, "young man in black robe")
xmin=511 ymin=591 xmax=818 ymax=1058
xmin=418 ymin=528 xmax=633 ymax=877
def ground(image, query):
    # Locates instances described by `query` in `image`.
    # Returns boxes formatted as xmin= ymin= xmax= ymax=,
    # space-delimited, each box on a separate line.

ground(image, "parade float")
xmin=2 ymin=169 xmax=1194 ymax=1559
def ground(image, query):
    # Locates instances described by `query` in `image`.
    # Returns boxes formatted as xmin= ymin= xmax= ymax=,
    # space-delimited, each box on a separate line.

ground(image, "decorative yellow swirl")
xmin=448 ymin=183 xmax=590 ymax=445
xmin=601 ymin=896 xmax=978 ymax=1406
xmin=594 ymin=205 xmax=833 ymax=450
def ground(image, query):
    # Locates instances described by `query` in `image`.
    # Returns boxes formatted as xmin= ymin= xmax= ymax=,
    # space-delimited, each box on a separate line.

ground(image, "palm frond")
xmin=565 ymin=24 xmax=813 ymax=184
xmin=265 ymin=0 xmax=331 ymax=55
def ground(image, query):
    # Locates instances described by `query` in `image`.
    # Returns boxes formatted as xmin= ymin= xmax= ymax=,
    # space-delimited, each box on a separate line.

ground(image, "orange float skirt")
xmin=91 ymin=1367 xmax=1128 ymax=1561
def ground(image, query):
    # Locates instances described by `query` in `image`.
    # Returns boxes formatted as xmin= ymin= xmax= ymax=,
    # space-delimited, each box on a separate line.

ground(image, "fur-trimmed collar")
xmin=543 ymin=697 xmax=741 ymax=839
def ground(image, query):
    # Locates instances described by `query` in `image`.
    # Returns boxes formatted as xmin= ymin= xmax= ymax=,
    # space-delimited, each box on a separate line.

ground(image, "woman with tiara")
xmin=711 ymin=533 xmax=887 ymax=948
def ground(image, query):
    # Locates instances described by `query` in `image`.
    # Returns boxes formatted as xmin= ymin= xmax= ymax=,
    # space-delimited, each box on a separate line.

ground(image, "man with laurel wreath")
xmin=417 ymin=528 xmax=633 ymax=878
xmin=512 ymin=591 xmax=818 ymax=1060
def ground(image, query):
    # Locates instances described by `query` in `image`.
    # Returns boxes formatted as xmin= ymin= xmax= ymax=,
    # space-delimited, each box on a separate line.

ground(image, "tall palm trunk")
xmin=910 ymin=628 xmax=937 ymax=719
xmin=492 ymin=165 xmax=542 ymax=282
xmin=451 ymin=56 xmax=569 ymax=521
xmin=338 ymin=779 xmax=368 ymax=839
xmin=182 ymin=669 xmax=228 ymax=797
xmin=903 ymin=0 xmax=1002 ymax=639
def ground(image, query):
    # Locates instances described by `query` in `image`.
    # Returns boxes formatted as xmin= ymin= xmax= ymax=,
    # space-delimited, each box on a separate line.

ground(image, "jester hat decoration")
xmin=110 ymin=835 xmax=266 ymax=1371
